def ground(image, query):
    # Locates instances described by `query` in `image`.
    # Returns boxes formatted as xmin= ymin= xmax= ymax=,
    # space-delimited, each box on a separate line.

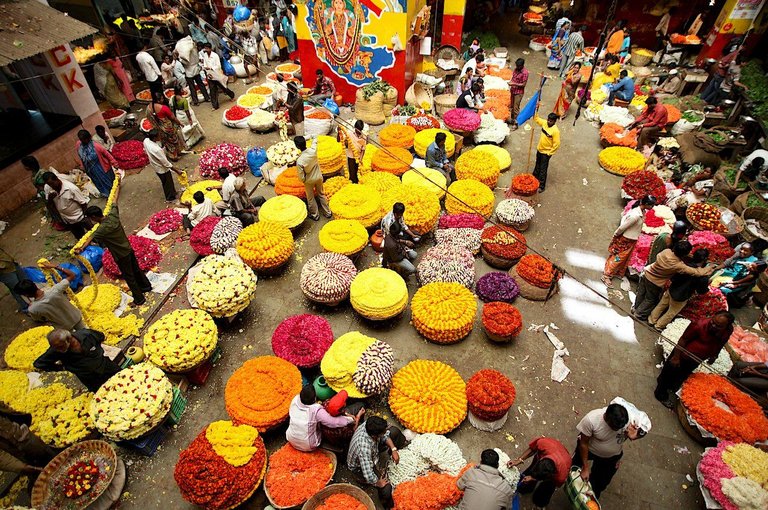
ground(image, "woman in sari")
xmin=281 ymin=10 xmax=296 ymax=55
xmin=548 ymin=20 xmax=571 ymax=70
xmin=146 ymin=91 xmax=185 ymax=161
xmin=76 ymin=130 xmax=118 ymax=197
xmin=553 ymin=62 xmax=581 ymax=118
xmin=711 ymin=243 xmax=759 ymax=290
xmin=106 ymin=53 xmax=135 ymax=103
xmin=602 ymin=195 xmax=657 ymax=287
xmin=170 ymin=85 xmax=205 ymax=149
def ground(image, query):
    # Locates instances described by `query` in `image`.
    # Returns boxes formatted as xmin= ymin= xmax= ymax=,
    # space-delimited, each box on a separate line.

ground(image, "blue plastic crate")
xmin=118 ymin=425 xmax=168 ymax=456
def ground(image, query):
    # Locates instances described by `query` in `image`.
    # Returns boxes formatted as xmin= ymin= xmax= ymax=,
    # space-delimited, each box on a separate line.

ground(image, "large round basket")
xmin=675 ymin=401 xmax=717 ymax=447
xmin=629 ymin=49 xmax=653 ymax=67
xmin=506 ymin=190 xmax=538 ymax=207
xmin=686 ymin=206 xmax=744 ymax=242
xmin=32 ymin=440 xmax=118 ymax=509
xmin=706 ymin=190 xmax=731 ymax=210
xmin=741 ymin=207 xmax=768 ymax=243
xmin=434 ymin=94 xmax=458 ymax=117
xmin=480 ymin=245 xmax=520 ymax=270
xmin=405 ymin=82 xmax=433 ymax=110
xmin=265 ymin=449 xmax=337 ymax=509
xmin=507 ymin=219 xmax=531 ymax=232
xmin=302 ymin=483 xmax=376 ymax=510
xmin=730 ymin=191 xmax=764 ymax=215
xmin=509 ymin=267 xmax=558 ymax=301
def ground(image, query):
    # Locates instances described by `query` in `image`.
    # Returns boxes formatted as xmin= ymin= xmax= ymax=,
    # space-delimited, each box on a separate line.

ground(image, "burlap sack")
xmin=509 ymin=267 xmax=558 ymax=301
xmin=355 ymin=89 xmax=386 ymax=125
xmin=676 ymin=132 xmax=721 ymax=168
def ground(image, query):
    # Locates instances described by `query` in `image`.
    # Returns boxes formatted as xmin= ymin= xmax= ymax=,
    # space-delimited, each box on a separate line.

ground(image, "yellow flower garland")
xmin=381 ymin=184 xmax=441 ymax=234
xmin=401 ymin=168 xmax=447 ymax=199
xmin=237 ymin=93 xmax=266 ymax=109
xmin=0 ymin=370 xmax=29 ymax=411
xmin=189 ymin=255 xmax=257 ymax=318
xmin=319 ymin=219 xmax=369 ymax=255
xmin=237 ymin=222 xmax=295 ymax=271
xmin=379 ymin=124 xmax=417 ymax=149
xmin=722 ymin=443 xmax=768 ymax=487
xmin=329 ymin=184 xmax=384 ymax=228
xmin=316 ymin=135 xmax=346 ymax=176
xmin=359 ymin=143 xmax=377 ymax=176
xmin=456 ymin=149 xmax=501 ymax=188
xmin=5 ymin=326 xmax=53 ymax=371
xmin=372 ymin=147 xmax=414 ymax=176
xmin=359 ymin=171 xmax=401 ymax=195
xmin=180 ymin=180 xmax=223 ymax=205
xmin=324 ymin=175 xmax=352 ymax=198
xmin=259 ymin=195 xmax=308 ymax=229
xmin=350 ymin=268 xmax=408 ymax=320
xmin=205 ymin=420 xmax=260 ymax=467
xmin=389 ymin=360 xmax=467 ymax=434
xmin=445 ymin=179 xmax=495 ymax=217
xmin=73 ymin=284 xmax=121 ymax=314
xmin=144 ymin=309 xmax=218 ymax=372
xmin=598 ymin=146 xmax=646 ymax=176
xmin=414 ymin=128 xmax=456 ymax=158
xmin=30 ymin=392 xmax=94 ymax=448
xmin=411 ymin=282 xmax=477 ymax=343
xmin=474 ymin=145 xmax=512 ymax=171
xmin=320 ymin=331 xmax=375 ymax=398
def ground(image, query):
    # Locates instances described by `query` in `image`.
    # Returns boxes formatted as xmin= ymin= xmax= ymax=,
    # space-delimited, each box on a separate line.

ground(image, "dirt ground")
xmin=0 ymin=20 xmax=761 ymax=510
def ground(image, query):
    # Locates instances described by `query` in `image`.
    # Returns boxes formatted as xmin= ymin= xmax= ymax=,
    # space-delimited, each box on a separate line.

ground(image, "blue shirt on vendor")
xmin=607 ymin=70 xmax=635 ymax=105
xmin=426 ymin=141 xmax=448 ymax=170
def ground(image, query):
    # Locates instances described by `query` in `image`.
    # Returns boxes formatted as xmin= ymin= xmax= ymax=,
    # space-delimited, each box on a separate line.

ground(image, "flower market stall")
xmin=143 ymin=309 xmax=218 ymax=373
xmin=411 ymin=282 xmax=477 ymax=344
xmin=320 ymin=331 xmax=394 ymax=398
xmin=350 ymin=268 xmax=408 ymax=320
xmin=188 ymin=255 xmax=257 ymax=318
xmin=300 ymin=252 xmax=357 ymax=306
xmin=329 ymin=184 xmax=384 ymax=228
xmin=236 ymin=222 xmax=295 ymax=273
xmin=380 ymin=184 xmax=441 ymax=235
xmin=271 ymin=314 xmax=334 ymax=368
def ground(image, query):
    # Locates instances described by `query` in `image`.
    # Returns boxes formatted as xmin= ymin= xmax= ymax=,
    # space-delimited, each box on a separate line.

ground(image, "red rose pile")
xmin=199 ymin=143 xmax=248 ymax=178
xmin=621 ymin=171 xmax=666 ymax=202
xmin=680 ymin=287 xmax=728 ymax=321
xmin=225 ymin=105 xmax=253 ymax=121
xmin=190 ymin=216 xmax=222 ymax=256
xmin=688 ymin=231 xmax=734 ymax=264
xmin=103 ymin=235 xmax=161 ymax=278
xmin=516 ymin=254 xmax=558 ymax=288
xmin=481 ymin=302 xmax=523 ymax=339
xmin=271 ymin=314 xmax=334 ymax=368
xmin=102 ymin=109 xmax=124 ymax=120
xmin=466 ymin=369 xmax=516 ymax=421
xmin=111 ymin=140 xmax=149 ymax=170
xmin=148 ymin=208 xmax=183 ymax=235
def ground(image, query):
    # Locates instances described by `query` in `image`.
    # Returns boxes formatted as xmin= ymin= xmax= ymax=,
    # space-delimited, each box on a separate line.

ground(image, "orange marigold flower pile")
xmin=516 ymin=254 xmax=557 ymax=288
xmin=481 ymin=302 xmax=523 ymax=338
xmin=484 ymin=89 xmax=511 ymax=106
xmin=482 ymin=99 xmax=511 ymax=121
xmin=265 ymin=444 xmax=334 ymax=507
xmin=274 ymin=167 xmax=307 ymax=199
xmin=379 ymin=124 xmax=417 ymax=149
xmin=466 ymin=369 xmax=516 ymax=421
xmin=317 ymin=493 xmax=366 ymax=510
xmin=392 ymin=467 xmax=471 ymax=510
xmin=372 ymin=147 xmax=414 ymax=176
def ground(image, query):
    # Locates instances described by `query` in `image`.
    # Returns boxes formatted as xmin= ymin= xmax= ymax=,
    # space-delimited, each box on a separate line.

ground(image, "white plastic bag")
xmin=222 ymin=110 xmax=252 ymax=129
xmin=304 ymin=117 xmax=333 ymax=138
xmin=611 ymin=396 xmax=652 ymax=435
xmin=671 ymin=110 xmax=705 ymax=135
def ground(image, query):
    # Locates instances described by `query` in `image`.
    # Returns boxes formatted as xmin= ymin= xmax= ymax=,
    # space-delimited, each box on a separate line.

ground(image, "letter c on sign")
xmin=49 ymin=45 xmax=71 ymax=67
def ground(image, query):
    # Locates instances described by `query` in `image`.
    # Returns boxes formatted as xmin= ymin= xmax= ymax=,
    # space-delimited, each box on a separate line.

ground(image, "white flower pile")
xmin=599 ymin=106 xmax=634 ymax=127
xmin=417 ymin=244 xmax=475 ymax=289
xmin=435 ymin=227 xmax=482 ymax=254
xmin=722 ymin=477 xmax=768 ymax=509
xmin=247 ymin=109 xmax=277 ymax=131
xmin=657 ymin=137 xmax=680 ymax=149
xmin=387 ymin=433 xmax=467 ymax=487
xmin=266 ymin=140 xmax=301 ymax=167
xmin=641 ymin=205 xmax=675 ymax=235
xmin=189 ymin=255 xmax=257 ymax=317
xmin=496 ymin=198 xmax=535 ymax=224
xmin=474 ymin=113 xmax=510 ymax=145
xmin=658 ymin=318 xmax=733 ymax=374
xmin=300 ymin=252 xmax=357 ymax=304
xmin=482 ymin=76 xmax=509 ymax=91
xmin=494 ymin=448 xmax=521 ymax=488
xmin=210 ymin=216 xmax=243 ymax=254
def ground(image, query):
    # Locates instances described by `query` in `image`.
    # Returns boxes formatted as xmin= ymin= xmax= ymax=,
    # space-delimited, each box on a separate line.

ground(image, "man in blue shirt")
xmin=425 ymin=132 xmax=456 ymax=184
xmin=607 ymin=70 xmax=635 ymax=106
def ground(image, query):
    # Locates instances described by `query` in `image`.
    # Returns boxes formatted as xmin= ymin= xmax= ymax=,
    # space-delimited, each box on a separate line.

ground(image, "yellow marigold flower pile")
xmin=205 ymin=420 xmax=260 ymax=466
xmin=237 ymin=93 xmax=266 ymax=109
xmin=474 ymin=145 xmax=512 ymax=171
xmin=381 ymin=184 xmax=441 ymax=234
xmin=446 ymin=179 xmax=495 ymax=217
xmin=4 ymin=326 xmax=53 ymax=371
xmin=180 ymin=180 xmax=223 ymax=205
xmin=319 ymin=219 xmax=369 ymax=255
xmin=411 ymin=282 xmax=477 ymax=344
xmin=402 ymin=168 xmax=447 ymax=198
xmin=414 ymin=129 xmax=456 ymax=158
xmin=320 ymin=331 xmax=394 ymax=398
xmin=456 ymin=149 xmax=501 ymax=188
xmin=316 ymin=135 xmax=346 ymax=176
xmin=324 ymin=175 xmax=352 ymax=198
xmin=389 ymin=360 xmax=467 ymax=433
xmin=598 ymin=146 xmax=646 ymax=176
xmin=31 ymin=392 xmax=94 ymax=448
xmin=372 ymin=147 xmax=414 ymax=176
xmin=329 ymin=183 xmax=384 ymax=228
xmin=237 ymin=221 xmax=295 ymax=271
xmin=73 ymin=283 xmax=121 ymax=314
xmin=0 ymin=370 xmax=29 ymax=411
xmin=19 ymin=382 xmax=72 ymax=416
xmin=144 ymin=309 xmax=218 ymax=372
xmin=379 ymin=124 xmax=417 ymax=149
xmin=189 ymin=255 xmax=257 ymax=317
xmin=350 ymin=268 xmax=408 ymax=320
xmin=359 ymin=171 xmax=401 ymax=195
xmin=86 ymin=312 xmax=145 ymax=346
xmin=359 ymin=143 xmax=377 ymax=176
xmin=259 ymin=195 xmax=308 ymax=229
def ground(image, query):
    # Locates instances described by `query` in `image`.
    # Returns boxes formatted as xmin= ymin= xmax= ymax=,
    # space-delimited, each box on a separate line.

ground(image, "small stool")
xmin=613 ymin=99 xmax=630 ymax=108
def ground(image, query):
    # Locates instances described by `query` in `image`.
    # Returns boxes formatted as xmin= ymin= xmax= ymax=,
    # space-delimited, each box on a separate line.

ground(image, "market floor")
xmin=0 ymin=35 xmax=756 ymax=510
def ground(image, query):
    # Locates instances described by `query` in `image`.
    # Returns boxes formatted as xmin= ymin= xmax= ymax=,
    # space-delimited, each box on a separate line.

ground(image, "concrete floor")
xmin=3 ymin=21 xmax=759 ymax=510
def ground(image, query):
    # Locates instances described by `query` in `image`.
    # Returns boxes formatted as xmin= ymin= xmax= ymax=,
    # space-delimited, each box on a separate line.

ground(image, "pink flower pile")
xmin=190 ymin=216 xmax=221 ymax=256
xmin=443 ymin=108 xmax=482 ymax=132
xmin=103 ymin=235 xmax=162 ymax=279
xmin=689 ymin=231 xmax=735 ymax=264
xmin=199 ymin=143 xmax=247 ymax=178
xmin=111 ymin=140 xmax=149 ymax=170
xmin=628 ymin=233 xmax=654 ymax=274
xmin=680 ymin=287 xmax=728 ymax=321
xmin=148 ymin=208 xmax=183 ymax=235
xmin=699 ymin=441 xmax=737 ymax=510
xmin=271 ymin=314 xmax=334 ymax=367
xmin=438 ymin=213 xmax=485 ymax=230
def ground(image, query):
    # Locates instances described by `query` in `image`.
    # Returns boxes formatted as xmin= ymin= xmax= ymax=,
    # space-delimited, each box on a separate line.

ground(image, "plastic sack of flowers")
xmin=266 ymin=140 xmax=301 ymax=167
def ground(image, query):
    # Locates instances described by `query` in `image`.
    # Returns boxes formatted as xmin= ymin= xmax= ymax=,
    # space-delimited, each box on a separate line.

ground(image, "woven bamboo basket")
xmin=676 ymin=401 xmax=717 ymax=447
xmin=741 ymin=207 xmax=768 ymax=243
xmin=730 ymin=191 xmax=764 ymax=215
xmin=509 ymin=267 xmax=558 ymax=301
xmin=481 ymin=245 xmax=520 ymax=269
xmin=303 ymin=484 xmax=376 ymax=510
xmin=405 ymin=83 xmax=433 ymax=110
xmin=434 ymin=94 xmax=458 ymax=117
xmin=629 ymin=49 xmax=653 ymax=67
xmin=265 ymin=450 xmax=337 ymax=509
xmin=713 ymin=167 xmax=749 ymax=200
xmin=705 ymin=191 xmax=731 ymax=210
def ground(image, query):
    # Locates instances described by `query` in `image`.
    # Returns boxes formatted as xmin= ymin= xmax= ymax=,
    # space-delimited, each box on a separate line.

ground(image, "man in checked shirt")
xmin=347 ymin=416 xmax=405 ymax=509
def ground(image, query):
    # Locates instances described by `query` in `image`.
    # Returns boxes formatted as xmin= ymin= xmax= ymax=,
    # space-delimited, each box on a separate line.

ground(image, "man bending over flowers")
xmin=347 ymin=416 xmax=404 ymax=509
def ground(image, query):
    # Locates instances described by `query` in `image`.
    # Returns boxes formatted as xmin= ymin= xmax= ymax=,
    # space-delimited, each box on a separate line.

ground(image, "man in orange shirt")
xmin=606 ymin=20 xmax=627 ymax=57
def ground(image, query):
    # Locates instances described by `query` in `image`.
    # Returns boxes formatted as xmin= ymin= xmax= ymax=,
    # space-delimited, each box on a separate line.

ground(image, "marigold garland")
xmin=482 ymin=302 xmax=523 ymax=338
xmin=319 ymin=219 xmax=369 ymax=255
xmin=598 ymin=146 xmax=646 ymax=176
xmin=401 ymin=168 xmax=447 ymax=198
xmin=414 ymin=128 xmax=456 ymax=158
xmin=143 ymin=309 xmax=218 ymax=372
xmin=258 ymin=195 xmax=308 ymax=229
xmin=317 ymin=493 xmax=366 ymax=510
xmin=381 ymin=184 xmax=441 ymax=234
xmin=474 ymin=144 xmax=512 ymax=171
xmin=389 ymin=360 xmax=467 ymax=434
xmin=225 ymin=356 xmax=302 ymax=432
xmin=271 ymin=314 xmax=334 ymax=367
xmin=372 ymin=147 xmax=414 ymax=176
xmin=411 ymin=282 xmax=477 ymax=344
xmin=189 ymin=255 xmax=257 ymax=318
xmin=316 ymin=136 xmax=346 ymax=176
xmin=274 ymin=167 xmax=307 ymax=199
xmin=516 ymin=254 xmax=557 ymax=289
xmin=379 ymin=124 xmax=417 ymax=149
xmin=456 ymin=149 xmax=501 ymax=188
xmin=445 ymin=179 xmax=495 ymax=217
xmin=509 ymin=174 xmax=540 ymax=196
xmin=300 ymin=252 xmax=357 ymax=304
xmin=359 ymin=171 xmax=401 ymax=195
xmin=321 ymin=331 xmax=394 ymax=398
xmin=329 ymin=183 xmax=384 ymax=228
xmin=180 ymin=180 xmax=222 ymax=206
xmin=86 ymin=311 xmax=144 ymax=346
xmin=265 ymin=444 xmax=335 ymax=507
xmin=324 ymin=175 xmax=352 ymax=199
xmin=5 ymin=326 xmax=53 ymax=371
xmin=236 ymin=221 xmax=294 ymax=271
xmin=359 ymin=143 xmax=377 ymax=176
xmin=600 ymin=123 xmax=638 ymax=148
xmin=350 ymin=268 xmax=408 ymax=320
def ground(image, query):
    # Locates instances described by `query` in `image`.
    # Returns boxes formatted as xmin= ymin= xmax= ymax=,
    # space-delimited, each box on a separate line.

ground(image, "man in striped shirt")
xmin=559 ymin=26 xmax=586 ymax=79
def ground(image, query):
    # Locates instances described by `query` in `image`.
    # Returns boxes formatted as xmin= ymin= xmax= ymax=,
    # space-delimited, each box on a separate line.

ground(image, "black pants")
xmin=348 ymin=157 xmax=359 ymax=183
xmin=187 ymin=74 xmax=210 ymax=105
xmin=376 ymin=426 xmax=405 ymax=509
xmin=147 ymin=77 xmax=163 ymax=98
xmin=533 ymin=151 xmax=552 ymax=191
xmin=209 ymin=80 xmax=234 ymax=109
xmin=655 ymin=356 xmax=699 ymax=401
xmin=572 ymin=448 xmax=623 ymax=499
xmin=634 ymin=276 xmax=663 ymax=320
xmin=65 ymin=219 xmax=93 ymax=240
xmin=183 ymin=215 xmax=193 ymax=231
xmin=115 ymin=251 xmax=152 ymax=305
xmin=518 ymin=458 xmax=559 ymax=506
xmin=157 ymin=172 xmax=177 ymax=201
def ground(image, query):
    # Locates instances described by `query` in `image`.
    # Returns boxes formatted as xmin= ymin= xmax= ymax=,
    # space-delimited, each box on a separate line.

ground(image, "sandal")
xmin=601 ymin=275 xmax=614 ymax=287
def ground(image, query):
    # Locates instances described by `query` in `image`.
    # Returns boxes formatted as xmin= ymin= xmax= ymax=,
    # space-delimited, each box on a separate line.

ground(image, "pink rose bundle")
xmin=699 ymin=441 xmax=737 ymax=510
xmin=680 ymin=287 xmax=728 ymax=321
xmin=443 ymin=108 xmax=482 ymax=132
xmin=271 ymin=314 xmax=334 ymax=367
xmin=628 ymin=233 xmax=654 ymax=274
xmin=438 ymin=213 xmax=485 ymax=230
xmin=199 ymin=143 xmax=247 ymax=178
xmin=103 ymin=235 xmax=161 ymax=278
xmin=190 ymin=216 xmax=222 ymax=256
xmin=111 ymin=140 xmax=149 ymax=170
xmin=148 ymin=208 xmax=183 ymax=235
xmin=689 ymin=231 xmax=735 ymax=264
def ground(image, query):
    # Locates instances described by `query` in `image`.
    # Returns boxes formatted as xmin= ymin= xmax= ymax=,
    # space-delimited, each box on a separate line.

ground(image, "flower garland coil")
xmin=434 ymin=227 xmax=482 ymax=255
xmin=143 ymin=309 xmax=218 ymax=373
xmin=372 ymin=147 xmax=414 ymax=176
xmin=359 ymin=171 xmax=401 ymax=195
xmin=416 ymin=244 xmax=475 ymax=289
xmin=456 ymin=149 xmax=501 ymax=188
xmin=190 ymin=216 xmax=223 ymax=256
xmin=274 ymin=167 xmax=307 ymax=199
xmin=598 ymin=146 xmax=646 ymax=176
xmin=474 ymin=145 xmax=512 ymax=171
xmin=300 ymin=253 xmax=357 ymax=305
xmin=329 ymin=184 xmax=384 ymax=228
xmin=236 ymin=221 xmax=295 ymax=272
xmin=350 ymin=268 xmax=408 ymax=320
xmin=189 ymin=255 xmax=257 ymax=318
xmin=411 ymin=282 xmax=477 ymax=344
xmin=271 ymin=314 xmax=334 ymax=367
xmin=445 ymin=179 xmax=495 ymax=217
xmin=381 ymin=184 xmax=441 ymax=235
xmin=210 ymin=216 xmax=243 ymax=254
xmin=481 ymin=302 xmax=523 ymax=341
xmin=258 ymin=195 xmax=308 ymax=229
xmin=324 ymin=176 xmax=352 ymax=199
xmin=320 ymin=331 xmax=394 ymax=398
xmin=319 ymin=219 xmax=369 ymax=255
xmin=379 ymin=124 xmax=417 ymax=149
xmin=476 ymin=271 xmax=520 ymax=303
xmin=443 ymin=108 xmax=482 ymax=132
xmin=316 ymin=136 xmax=346 ymax=176
xmin=414 ymin=129 xmax=456 ymax=158
xmin=401 ymin=169 xmax=447 ymax=198
xmin=466 ymin=369 xmax=516 ymax=421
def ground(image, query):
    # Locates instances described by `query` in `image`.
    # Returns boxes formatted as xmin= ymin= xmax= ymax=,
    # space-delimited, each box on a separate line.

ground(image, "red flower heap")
xmin=271 ymin=314 xmax=334 ymax=367
xmin=481 ymin=225 xmax=527 ymax=260
xmin=224 ymin=105 xmax=254 ymax=121
xmin=438 ymin=213 xmax=485 ymax=230
xmin=621 ymin=171 xmax=666 ymax=202
xmin=482 ymin=302 xmax=523 ymax=338
xmin=516 ymin=254 xmax=557 ymax=288
xmin=265 ymin=444 xmax=334 ymax=507
xmin=680 ymin=287 xmax=727 ymax=321
xmin=688 ymin=231 xmax=735 ymax=264
xmin=103 ymin=235 xmax=161 ymax=278
xmin=148 ymin=208 xmax=183 ymax=235
xmin=199 ymin=143 xmax=248 ymax=178
xmin=510 ymin=174 xmax=540 ymax=196
xmin=190 ymin=216 xmax=222 ymax=256
xmin=111 ymin=140 xmax=149 ymax=170
xmin=466 ymin=369 xmax=516 ymax=421
xmin=101 ymin=109 xmax=124 ymax=121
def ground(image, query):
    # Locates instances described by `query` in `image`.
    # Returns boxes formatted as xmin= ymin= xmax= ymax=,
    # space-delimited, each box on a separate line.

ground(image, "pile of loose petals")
xmin=474 ymin=144 xmax=512 ymax=170
xmin=481 ymin=99 xmax=511 ymax=121
xmin=600 ymin=123 xmax=638 ymax=148
xmin=103 ymin=235 xmax=161 ymax=279
xmin=688 ymin=231 xmax=735 ymax=264
xmin=482 ymin=302 xmax=523 ymax=338
xmin=148 ymin=208 xmax=183 ymax=235
xmin=174 ymin=421 xmax=267 ymax=510
xmin=350 ymin=268 xmax=408 ymax=320
xmin=209 ymin=216 xmax=243 ymax=254
xmin=389 ymin=360 xmax=467 ymax=434
xmin=247 ymin=85 xmax=274 ymax=95
xmin=300 ymin=252 xmax=357 ymax=304
xmin=180 ymin=180 xmax=222 ymax=205
xmin=495 ymin=199 xmax=535 ymax=225
xmin=381 ymin=184 xmax=441 ymax=234
xmin=621 ymin=171 xmax=666 ymax=202
xmin=435 ymin=227 xmax=482 ymax=254
xmin=329 ymin=184 xmax=384 ymax=228
xmin=224 ymin=105 xmax=253 ymax=121
xmin=509 ymin=174 xmax=540 ymax=196
xmin=476 ymin=272 xmax=520 ymax=303
xmin=111 ymin=140 xmax=149 ymax=169
xmin=306 ymin=109 xmax=332 ymax=119
xmin=439 ymin=213 xmax=485 ymax=229
xmin=414 ymin=128 xmax=455 ymax=157
xmin=687 ymin=202 xmax=727 ymax=233
xmin=598 ymin=146 xmax=646 ymax=176
xmin=324 ymin=175 xmax=351 ymax=198
xmin=401 ymin=168 xmax=447 ymax=198
xmin=679 ymin=287 xmax=727 ymax=321
xmin=4 ymin=326 xmax=53 ymax=371
xmin=225 ymin=356 xmax=302 ymax=432
xmin=411 ymin=282 xmax=477 ymax=344
xmin=265 ymin=444 xmax=334 ymax=507
xmin=680 ymin=373 xmax=768 ymax=443
xmin=664 ymin=104 xmax=682 ymax=124
xmin=728 ymin=326 xmax=768 ymax=362
xmin=378 ymin=124 xmax=417 ymax=149
xmin=316 ymin=494 xmax=366 ymax=510
xmin=372 ymin=147 xmax=414 ymax=176
xmin=75 ymin=284 xmax=121 ymax=314
xmin=0 ymin=370 xmax=30 ymax=412
xmin=406 ymin=113 xmax=441 ymax=132
xmin=392 ymin=469 xmax=468 ymax=510
xmin=446 ymin=179 xmax=495 ymax=217
xmin=466 ymin=369 xmax=516 ymax=421
xmin=443 ymin=108 xmax=482 ymax=131
xmin=319 ymin=219 xmax=368 ymax=255
xmin=236 ymin=221 xmax=294 ymax=271
xmin=484 ymin=89 xmax=511 ymax=106
xmin=455 ymin=149 xmax=501 ymax=188
xmin=516 ymin=254 xmax=557 ymax=289
xmin=199 ymin=143 xmax=248 ymax=178
xmin=102 ymin=108 xmax=125 ymax=120
xmin=274 ymin=167 xmax=307 ymax=198
xmin=258 ymin=195 xmax=308 ymax=229
xmin=359 ymin=171 xmax=401 ymax=195
xmin=266 ymin=140 xmax=301 ymax=167
xmin=316 ymin=136 xmax=345 ymax=176
xmin=31 ymin=392 xmax=94 ymax=448
xmin=86 ymin=310 xmax=144 ymax=346
xmin=271 ymin=314 xmax=334 ymax=367
xmin=189 ymin=255 xmax=257 ymax=318
xmin=321 ymin=331 xmax=394 ymax=397
xmin=143 ymin=309 xmax=218 ymax=372
xmin=416 ymin=244 xmax=475 ymax=289
xmin=190 ymin=216 xmax=222 ymax=256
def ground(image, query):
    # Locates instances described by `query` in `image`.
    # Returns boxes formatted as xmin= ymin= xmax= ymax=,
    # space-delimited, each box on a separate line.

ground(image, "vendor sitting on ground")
xmin=591 ymin=54 xmax=621 ymax=92
xmin=456 ymin=83 xmax=484 ymax=111
xmin=347 ymin=416 xmax=404 ymax=510
xmin=666 ymin=166 xmax=714 ymax=212
xmin=383 ymin=223 xmax=417 ymax=276
xmin=426 ymin=132 xmax=456 ymax=183
xmin=183 ymin=191 xmax=218 ymax=232
xmin=711 ymin=242 xmax=758 ymax=291
xmin=381 ymin=202 xmax=420 ymax=242
xmin=285 ymin=385 xmax=364 ymax=452
xmin=311 ymin=69 xmax=336 ymax=101
xmin=15 ymin=263 xmax=85 ymax=331
xmin=652 ymin=64 xmax=684 ymax=100
xmin=34 ymin=328 xmax=121 ymax=392
xmin=457 ymin=449 xmax=515 ymax=510
xmin=729 ymin=361 xmax=768 ymax=396
xmin=209 ymin=168 xmax=265 ymax=226
xmin=720 ymin=260 xmax=767 ymax=307
xmin=739 ymin=150 xmax=767 ymax=181
xmin=607 ymin=70 xmax=635 ymax=106
xmin=628 ymin=96 xmax=668 ymax=149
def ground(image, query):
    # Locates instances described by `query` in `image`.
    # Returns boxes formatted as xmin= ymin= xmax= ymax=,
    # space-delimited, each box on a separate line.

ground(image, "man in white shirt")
xmin=143 ymin=130 xmax=183 ymax=202
xmin=183 ymin=191 xmax=218 ymax=231
xmin=201 ymin=42 xmax=234 ymax=110
xmin=739 ymin=148 xmax=768 ymax=180
xmin=210 ymin=168 xmax=264 ymax=225
xmin=42 ymin=172 xmax=91 ymax=239
xmin=136 ymin=40 xmax=162 ymax=97
xmin=174 ymin=37 xmax=210 ymax=106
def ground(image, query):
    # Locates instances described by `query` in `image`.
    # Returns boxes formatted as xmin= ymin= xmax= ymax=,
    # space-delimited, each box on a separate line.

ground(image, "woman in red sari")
xmin=146 ymin=91 xmax=185 ymax=161
xmin=602 ymin=196 xmax=656 ymax=287
xmin=553 ymin=62 xmax=582 ymax=119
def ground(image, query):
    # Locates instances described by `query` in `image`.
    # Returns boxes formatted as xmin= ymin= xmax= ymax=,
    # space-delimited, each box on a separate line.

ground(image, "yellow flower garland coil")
xmin=316 ymin=135 xmax=346 ymax=176
xmin=144 ymin=309 xmax=218 ymax=372
xmin=379 ymin=124 xmax=417 ymax=149
xmin=381 ymin=184 xmax=441 ymax=234
xmin=474 ymin=145 xmax=512 ymax=171
xmin=237 ymin=93 xmax=266 ymax=109
xmin=5 ymin=326 xmax=53 ymax=371
xmin=402 ymin=168 xmax=447 ymax=198
xmin=445 ymin=179 xmax=496 ymax=217
xmin=360 ymin=144 xmax=377 ymax=176
xmin=90 ymin=363 xmax=173 ymax=441
xmin=189 ymin=255 xmax=258 ymax=318
xmin=371 ymin=147 xmax=414 ymax=176
xmin=350 ymin=268 xmax=408 ymax=320
xmin=329 ymin=184 xmax=384 ymax=228
xmin=180 ymin=180 xmax=223 ymax=205
xmin=456 ymin=149 xmax=501 ymax=188
xmin=73 ymin=284 xmax=122 ymax=314
xmin=30 ymin=393 xmax=94 ymax=448
xmin=389 ymin=360 xmax=467 ymax=434
xmin=414 ymin=129 xmax=456 ymax=158
xmin=598 ymin=146 xmax=646 ymax=176
xmin=258 ymin=195 xmax=308 ymax=229
xmin=206 ymin=420 xmax=260 ymax=467
xmin=359 ymin=171 xmax=401 ymax=195
xmin=722 ymin=443 xmax=768 ymax=488
xmin=320 ymin=331 xmax=395 ymax=398
xmin=237 ymin=221 xmax=295 ymax=271
xmin=0 ymin=370 xmax=29 ymax=411
xmin=319 ymin=219 xmax=369 ymax=255
xmin=324 ymin=175 xmax=352 ymax=198
xmin=411 ymin=282 xmax=477 ymax=343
